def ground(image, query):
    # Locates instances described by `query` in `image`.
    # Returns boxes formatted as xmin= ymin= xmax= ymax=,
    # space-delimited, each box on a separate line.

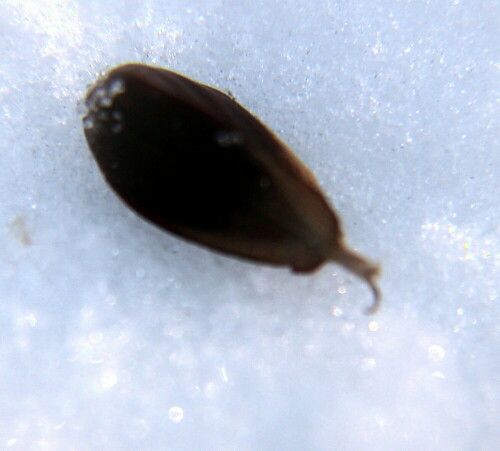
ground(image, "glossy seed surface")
xmin=83 ymin=63 xmax=381 ymax=313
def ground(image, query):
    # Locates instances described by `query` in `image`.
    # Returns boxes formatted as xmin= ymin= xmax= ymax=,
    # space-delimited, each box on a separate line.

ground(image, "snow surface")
xmin=1 ymin=0 xmax=498 ymax=449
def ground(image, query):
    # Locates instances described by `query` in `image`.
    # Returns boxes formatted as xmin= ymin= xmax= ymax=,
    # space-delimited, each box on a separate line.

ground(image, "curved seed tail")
xmin=332 ymin=245 xmax=382 ymax=315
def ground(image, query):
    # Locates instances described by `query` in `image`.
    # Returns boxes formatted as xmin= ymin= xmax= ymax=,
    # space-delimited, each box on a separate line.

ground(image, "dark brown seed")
xmin=82 ymin=63 xmax=381 ymax=314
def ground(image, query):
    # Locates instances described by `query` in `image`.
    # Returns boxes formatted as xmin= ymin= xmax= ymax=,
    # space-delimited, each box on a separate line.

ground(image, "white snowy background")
xmin=1 ymin=0 xmax=498 ymax=449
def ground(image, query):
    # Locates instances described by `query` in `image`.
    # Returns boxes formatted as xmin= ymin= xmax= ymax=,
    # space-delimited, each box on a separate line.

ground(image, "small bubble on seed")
xmin=83 ymin=116 xmax=94 ymax=129
xmin=109 ymin=78 xmax=125 ymax=97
